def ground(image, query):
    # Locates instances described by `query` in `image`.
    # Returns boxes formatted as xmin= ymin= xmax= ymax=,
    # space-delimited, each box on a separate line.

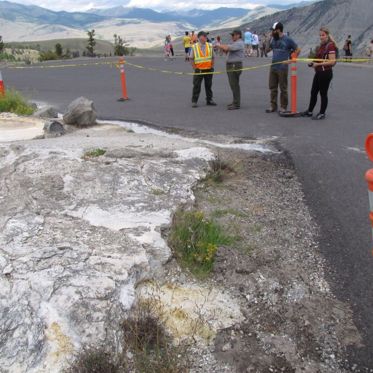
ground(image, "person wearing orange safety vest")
xmin=190 ymin=31 xmax=216 ymax=108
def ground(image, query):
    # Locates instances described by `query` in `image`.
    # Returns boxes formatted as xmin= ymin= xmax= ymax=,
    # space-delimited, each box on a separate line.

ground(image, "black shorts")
xmin=253 ymin=45 xmax=259 ymax=50
xmin=185 ymin=47 xmax=191 ymax=54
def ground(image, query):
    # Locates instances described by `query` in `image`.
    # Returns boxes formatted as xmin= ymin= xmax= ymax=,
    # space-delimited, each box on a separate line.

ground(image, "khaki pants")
xmin=269 ymin=68 xmax=288 ymax=110
xmin=227 ymin=62 xmax=242 ymax=107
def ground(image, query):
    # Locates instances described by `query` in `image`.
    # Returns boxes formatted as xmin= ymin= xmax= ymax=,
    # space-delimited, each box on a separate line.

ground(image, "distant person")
xmin=343 ymin=35 xmax=352 ymax=61
xmin=215 ymin=36 xmax=223 ymax=56
xmin=191 ymin=31 xmax=198 ymax=44
xmin=266 ymin=22 xmax=300 ymax=113
xmin=366 ymin=39 xmax=373 ymax=62
xmin=252 ymin=31 xmax=259 ymax=57
xmin=301 ymin=28 xmax=337 ymax=120
xmin=244 ymin=28 xmax=253 ymax=57
xmin=183 ymin=31 xmax=192 ymax=61
xmin=190 ymin=31 xmax=216 ymax=108
xmin=164 ymin=35 xmax=171 ymax=60
xmin=260 ymin=33 xmax=269 ymax=57
xmin=217 ymin=29 xmax=245 ymax=110
xmin=168 ymin=35 xmax=174 ymax=57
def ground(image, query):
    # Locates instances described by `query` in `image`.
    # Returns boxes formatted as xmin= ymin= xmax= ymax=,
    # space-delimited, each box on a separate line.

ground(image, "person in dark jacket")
xmin=301 ymin=27 xmax=337 ymax=120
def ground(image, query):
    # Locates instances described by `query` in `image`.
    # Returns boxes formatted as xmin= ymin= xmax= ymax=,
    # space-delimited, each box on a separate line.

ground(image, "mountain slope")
xmin=234 ymin=0 xmax=373 ymax=53
xmin=0 ymin=0 xmax=104 ymax=27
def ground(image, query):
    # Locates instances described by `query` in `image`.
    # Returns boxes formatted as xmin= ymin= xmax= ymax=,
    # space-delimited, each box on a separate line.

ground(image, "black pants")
xmin=308 ymin=70 xmax=333 ymax=115
xmin=227 ymin=62 xmax=242 ymax=107
xmin=192 ymin=69 xmax=213 ymax=103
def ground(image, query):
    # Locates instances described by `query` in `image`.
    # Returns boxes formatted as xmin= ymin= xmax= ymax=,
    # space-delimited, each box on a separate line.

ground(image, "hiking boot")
xmin=312 ymin=113 xmax=326 ymax=120
xmin=192 ymin=102 xmax=198 ymax=108
xmin=227 ymin=104 xmax=240 ymax=110
xmin=265 ymin=107 xmax=277 ymax=113
xmin=301 ymin=110 xmax=313 ymax=117
xmin=206 ymin=101 xmax=217 ymax=106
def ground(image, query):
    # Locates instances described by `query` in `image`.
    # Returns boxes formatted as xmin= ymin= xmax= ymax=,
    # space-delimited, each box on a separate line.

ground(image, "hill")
xmin=231 ymin=0 xmax=373 ymax=54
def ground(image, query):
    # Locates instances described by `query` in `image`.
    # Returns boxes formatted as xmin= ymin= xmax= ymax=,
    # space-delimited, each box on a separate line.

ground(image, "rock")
xmin=33 ymin=106 xmax=58 ymax=119
xmin=0 ymin=136 xmax=213 ymax=372
xmin=221 ymin=342 xmax=231 ymax=352
xmin=63 ymin=97 xmax=97 ymax=127
xmin=43 ymin=121 xmax=65 ymax=138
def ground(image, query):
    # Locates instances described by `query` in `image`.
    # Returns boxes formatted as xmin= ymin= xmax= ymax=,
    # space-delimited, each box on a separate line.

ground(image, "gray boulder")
xmin=34 ymin=106 xmax=58 ymax=119
xmin=63 ymin=97 xmax=97 ymax=127
xmin=43 ymin=120 xmax=65 ymax=138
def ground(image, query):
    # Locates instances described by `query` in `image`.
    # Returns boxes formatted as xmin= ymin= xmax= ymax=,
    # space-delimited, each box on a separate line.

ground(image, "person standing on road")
xmin=366 ymin=39 xmax=373 ymax=63
xmin=244 ymin=28 xmax=253 ymax=57
xmin=252 ymin=31 xmax=259 ymax=57
xmin=343 ymin=35 xmax=352 ymax=62
xmin=217 ymin=30 xmax=244 ymax=110
xmin=301 ymin=27 xmax=337 ymax=120
xmin=260 ymin=33 xmax=269 ymax=57
xmin=190 ymin=31 xmax=216 ymax=108
xmin=266 ymin=22 xmax=300 ymax=113
xmin=183 ymin=31 xmax=192 ymax=61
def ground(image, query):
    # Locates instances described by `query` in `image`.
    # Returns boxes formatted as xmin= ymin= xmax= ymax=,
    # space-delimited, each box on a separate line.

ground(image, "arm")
xmin=313 ymin=51 xmax=336 ymax=68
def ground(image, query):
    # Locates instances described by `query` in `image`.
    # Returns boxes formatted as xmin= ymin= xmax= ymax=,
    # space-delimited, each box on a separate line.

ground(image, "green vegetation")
xmin=87 ymin=29 xmax=96 ymax=57
xmin=204 ymin=158 xmax=236 ymax=184
xmin=0 ymin=91 xmax=35 ymax=115
xmin=65 ymin=302 xmax=189 ymax=373
xmin=168 ymin=210 xmax=233 ymax=277
xmin=83 ymin=148 xmax=106 ymax=158
xmin=0 ymin=52 xmax=16 ymax=62
xmin=6 ymin=39 xmax=114 ymax=57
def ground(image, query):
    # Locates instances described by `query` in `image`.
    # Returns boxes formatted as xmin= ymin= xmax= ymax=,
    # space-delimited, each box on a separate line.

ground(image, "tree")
xmin=55 ymin=43 xmax=63 ymax=58
xmin=113 ymin=34 xmax=129 ymax=56
xmin=87 ymin=29 xmax=96 ymax=57
xmin=0 ymin=36 xmax=4 ymax=54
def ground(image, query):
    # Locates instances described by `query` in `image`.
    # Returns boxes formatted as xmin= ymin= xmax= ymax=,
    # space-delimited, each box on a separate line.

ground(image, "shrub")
xmin=205 ymin=158 xmax=235 ymax=183
xmin=121 ymin=301 xmax=189 ymax=373
xmin=64 ymin=347 xmax=119 ymax=373
xmin=0 ymin=90 xmax=35 ymax=115
xmin=83 ymin=148 xmax=106 ymax=158
xmin=168 ymin=210 xmax=233 ymax=277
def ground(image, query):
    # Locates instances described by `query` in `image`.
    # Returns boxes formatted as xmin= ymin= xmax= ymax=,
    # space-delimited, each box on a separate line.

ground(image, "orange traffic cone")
xmin=118 ymin=57 xmax=129 ymax=102
xmin=0 ymin=71 xmax=5 ymax=96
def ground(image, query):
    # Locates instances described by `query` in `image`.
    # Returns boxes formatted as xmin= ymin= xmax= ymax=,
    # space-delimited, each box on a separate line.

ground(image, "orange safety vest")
xmin=192 ymin=42 xmax=213 ymax=70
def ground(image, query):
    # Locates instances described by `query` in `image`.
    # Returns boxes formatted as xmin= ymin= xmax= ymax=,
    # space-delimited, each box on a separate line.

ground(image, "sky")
xmin=4 ymin=0 xmax=308 ymax=12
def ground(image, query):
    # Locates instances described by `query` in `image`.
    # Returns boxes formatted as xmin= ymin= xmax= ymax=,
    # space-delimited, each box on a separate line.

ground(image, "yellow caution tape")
xmin=3 ymin=57 xmax=371 ymax=76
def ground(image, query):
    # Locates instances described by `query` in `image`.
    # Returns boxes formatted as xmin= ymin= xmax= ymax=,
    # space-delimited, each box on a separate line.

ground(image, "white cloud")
xmin=4 ymin=0 xmax=306 ymax=12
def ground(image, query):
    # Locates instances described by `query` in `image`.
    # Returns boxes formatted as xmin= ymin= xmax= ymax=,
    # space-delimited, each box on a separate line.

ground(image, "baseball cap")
xmin=198 ymin=31 xmax=208 ymax=38
xmin=271 ymin=22 xmax=283 ymax=31
xmin=230 ymin=29 xmax=242 ymax=37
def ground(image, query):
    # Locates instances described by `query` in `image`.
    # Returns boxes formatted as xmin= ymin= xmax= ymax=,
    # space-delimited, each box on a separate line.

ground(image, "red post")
xmin=0 ymin=71 xmax=5 ymax=96
xmin=290 ymin=52 xmax=297 ymax=114
xmin=118 ymin=57 xmax=129 ymax=101
xmin=365 ymin=133 xmax=373 ymax=255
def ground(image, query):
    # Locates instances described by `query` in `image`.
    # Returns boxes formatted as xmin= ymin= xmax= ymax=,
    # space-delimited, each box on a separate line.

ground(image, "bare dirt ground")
xmin=163 ymin=148 xmax=363 ymax=373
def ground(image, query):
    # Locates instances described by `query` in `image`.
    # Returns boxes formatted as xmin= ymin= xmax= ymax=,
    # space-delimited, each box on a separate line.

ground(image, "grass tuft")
xmin=204 ymin=158 xmax=236 ymax=184
xmin=64 ymin=347 xmax=119 ymax=373
xmin=168 ymin=209 xmax=233 ymax=277
xmin=0 ymin=90 xmax=35 ymax=115
xmin=121 ymin=301 xmax=189 ymax=373
xmin=83 ymin=148 xmax=106 ymax=158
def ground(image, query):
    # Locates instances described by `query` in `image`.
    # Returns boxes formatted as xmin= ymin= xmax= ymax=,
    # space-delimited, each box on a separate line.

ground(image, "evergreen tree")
xmin=87 ymin=30 xmax=96 ymax=57
xmin=55 ymin=43 xmax=63 ymax=58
